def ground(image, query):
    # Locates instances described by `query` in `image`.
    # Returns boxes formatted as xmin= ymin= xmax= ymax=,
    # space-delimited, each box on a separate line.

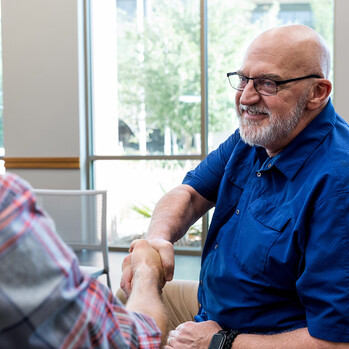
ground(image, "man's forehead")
xmin=240 ymin=40 xmax=305 ymax=77
xmin=239 ymin=52 xmax=287 ymax=78
xmin=237 ymin=69 xmax=283 ymax=80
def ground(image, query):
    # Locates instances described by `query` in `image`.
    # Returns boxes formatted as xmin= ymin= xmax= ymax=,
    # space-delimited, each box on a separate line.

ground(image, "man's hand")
xmin=164 ymin=320 xmax=222 ymax=349
xmin=130 ymin=239 xmax=165 ymax=289
xmin=121 ymin=238 xmax=174 ymax=297
xmin=144 ymin=238 xmax=175 ymax=281
xmin=121 ymin=239 xmax=165 ymax=297
xmin=120 ymin=254 xmax=133 ymax=297
xmin=124 ymin=239 xmax=168 ymax=344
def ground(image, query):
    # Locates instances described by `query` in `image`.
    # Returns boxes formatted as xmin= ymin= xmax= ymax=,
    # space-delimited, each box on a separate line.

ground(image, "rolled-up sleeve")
xmin=183 ymin=132 xmax=238 ymax=202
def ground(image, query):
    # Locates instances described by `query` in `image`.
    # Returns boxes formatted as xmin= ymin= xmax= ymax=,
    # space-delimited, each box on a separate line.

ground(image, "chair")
xmin=33 ymin=189 xmax=111 ymax=290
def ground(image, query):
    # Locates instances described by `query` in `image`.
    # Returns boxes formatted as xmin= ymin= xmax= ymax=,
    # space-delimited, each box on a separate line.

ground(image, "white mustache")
xmin=238 ymin=104 xmax=271 ymax=116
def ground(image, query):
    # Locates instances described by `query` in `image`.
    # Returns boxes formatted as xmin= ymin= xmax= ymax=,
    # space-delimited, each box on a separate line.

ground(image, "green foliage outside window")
xmin=109 ymin=0 xmax=333 ymax=247
xmin=116 ymin=0 xmax=333 ymax=156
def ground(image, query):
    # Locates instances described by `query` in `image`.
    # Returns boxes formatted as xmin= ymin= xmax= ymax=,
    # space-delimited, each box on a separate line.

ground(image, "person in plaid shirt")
xmin=0 ymin=172 xmax=168 ymax=348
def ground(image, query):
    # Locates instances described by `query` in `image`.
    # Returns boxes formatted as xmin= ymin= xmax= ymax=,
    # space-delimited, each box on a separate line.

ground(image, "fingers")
xmin=121 ymin=237 xmax=174 ymax=297
xmin=163 ymin=328 xmax=183 ymax=348
xmin=146 ymin=238 xmax=175 ymax=281
xmin=165 ymin=335 xmax=174 ymax=347
xmin=131 ymin=238 xmax=175 ymax=281
xmin=130 ymin=240 xmax=165 ymax=287
xmin=164 ymin=321 xmax=221 ymax=348
xmin=129 ymin=238 xmax=140 ymax=252
xmin=120 ymin=254 xmax=132 ymax=297
xmin=164 ymin=329 xmax=178 ymax=348
xmin=121 ymin=240 xmax=165 ymax=297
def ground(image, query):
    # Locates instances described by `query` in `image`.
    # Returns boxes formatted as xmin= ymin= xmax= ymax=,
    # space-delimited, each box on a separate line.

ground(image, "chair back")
xmin=33 ymin=189 xmax=111 ymax=288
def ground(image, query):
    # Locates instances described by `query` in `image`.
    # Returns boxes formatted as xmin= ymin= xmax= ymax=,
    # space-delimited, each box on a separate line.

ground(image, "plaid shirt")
xmin=0 ymin=173 xmax=162 ymax=348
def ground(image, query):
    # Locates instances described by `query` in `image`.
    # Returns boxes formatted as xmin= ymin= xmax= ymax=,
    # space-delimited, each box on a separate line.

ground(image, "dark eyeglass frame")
xmin=226 ymin=72 xmax=323 ymax=96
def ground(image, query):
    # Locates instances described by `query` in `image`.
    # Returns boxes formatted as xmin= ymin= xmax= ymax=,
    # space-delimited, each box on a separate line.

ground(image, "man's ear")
xmin=306 ymin=79 xmax=332 ymax=110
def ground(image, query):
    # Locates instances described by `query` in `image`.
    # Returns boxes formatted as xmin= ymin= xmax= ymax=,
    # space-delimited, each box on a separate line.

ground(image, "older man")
xmin=122 ymin=24 xmax=349 ymax=348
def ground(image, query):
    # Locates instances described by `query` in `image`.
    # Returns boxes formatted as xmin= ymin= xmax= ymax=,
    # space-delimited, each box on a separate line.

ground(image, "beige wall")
xmin=1 ymin=0 xmax=85 ymax=189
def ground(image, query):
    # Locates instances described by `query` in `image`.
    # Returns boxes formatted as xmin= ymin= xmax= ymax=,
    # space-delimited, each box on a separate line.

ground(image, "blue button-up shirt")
xmin=183 ymin=100 xmax=349 ymax=343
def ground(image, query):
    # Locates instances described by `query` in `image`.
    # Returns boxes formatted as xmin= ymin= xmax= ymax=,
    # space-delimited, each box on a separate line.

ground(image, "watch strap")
xmin=220 ymin=329 xmax=241 ymax=349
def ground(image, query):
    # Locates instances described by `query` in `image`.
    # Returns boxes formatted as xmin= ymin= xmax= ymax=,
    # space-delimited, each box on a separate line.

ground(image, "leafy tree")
xmin=207 ymin=1 xmax=281 ymax=134
xmin=116 ymin=0 xmax=333 ymax=155
xmin=114 ymin=0 xmax=334 ymax=246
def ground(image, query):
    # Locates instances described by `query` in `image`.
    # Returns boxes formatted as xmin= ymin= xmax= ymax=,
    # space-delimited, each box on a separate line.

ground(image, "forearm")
xmin=147 ymin=184 xmax=214 ymax=243
xmin=126 ymin=266 xmax=168 ymax=343
xmin=233 ymin=328 xmax=349 ymax=349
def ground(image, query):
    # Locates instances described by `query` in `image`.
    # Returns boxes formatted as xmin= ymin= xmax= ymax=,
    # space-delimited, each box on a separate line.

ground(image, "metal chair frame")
xmin=33 ymin=189 xmax=111 ymax=289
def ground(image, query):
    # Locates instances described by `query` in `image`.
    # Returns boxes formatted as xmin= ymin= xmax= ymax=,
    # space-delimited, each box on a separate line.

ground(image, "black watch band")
xmin=222 ymin=329 xmax=241 ymax=349
xmin=208 ymin=329 xmax=241 ymax=349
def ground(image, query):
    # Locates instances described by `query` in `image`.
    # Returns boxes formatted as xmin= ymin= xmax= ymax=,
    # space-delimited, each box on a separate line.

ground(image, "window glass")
xmin=92 ymin=0 xmax=201 ymax=157
xmin=207 ymin=0 xmax=334 ymax=152
xmin=94 ymin=159 xmax=201 ymax=248
xmin=90 ymin=0 xmax=333 ymax=250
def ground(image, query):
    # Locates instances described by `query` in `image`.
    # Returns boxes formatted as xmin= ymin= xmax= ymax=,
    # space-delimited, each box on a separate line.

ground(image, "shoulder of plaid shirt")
xmin=0 ymin=172 xmax=163 ymax=349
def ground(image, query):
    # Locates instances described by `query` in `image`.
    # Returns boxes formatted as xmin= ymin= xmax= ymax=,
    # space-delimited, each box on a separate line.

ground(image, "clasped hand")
xmin=121 ymin=238 xmax=174 ymax=297
xmin=164 ymin=320 xmax=222 ymax=349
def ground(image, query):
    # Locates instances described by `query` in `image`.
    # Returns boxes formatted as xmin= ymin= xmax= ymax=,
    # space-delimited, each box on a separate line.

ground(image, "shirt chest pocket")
xmin=233 ymin=198 xmax=291 ymax=276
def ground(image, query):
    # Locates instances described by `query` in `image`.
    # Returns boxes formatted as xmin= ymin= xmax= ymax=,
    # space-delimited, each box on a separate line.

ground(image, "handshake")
xmin=120 ymin=238 xmax=175 ymax=298
xmin=119 ymin=238 xmax=175 ymax=345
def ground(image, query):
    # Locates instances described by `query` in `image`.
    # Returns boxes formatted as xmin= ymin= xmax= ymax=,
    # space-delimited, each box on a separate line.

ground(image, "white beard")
xmin=237 ymin=92 xmax=309 ymax=148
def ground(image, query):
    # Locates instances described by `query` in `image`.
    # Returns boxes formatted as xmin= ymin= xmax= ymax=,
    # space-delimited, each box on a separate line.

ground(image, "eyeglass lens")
xmin=228 ymin=74 xmax=277 ymax=95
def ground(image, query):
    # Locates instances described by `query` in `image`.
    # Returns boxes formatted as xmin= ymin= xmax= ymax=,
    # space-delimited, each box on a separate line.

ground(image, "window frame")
xmin=85 ymin=0 xmax=209 ymax=254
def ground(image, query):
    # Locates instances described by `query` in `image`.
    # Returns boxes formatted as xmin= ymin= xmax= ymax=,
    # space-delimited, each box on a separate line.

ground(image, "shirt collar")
xmin=266 ymin=99 xmax=336 ymax=181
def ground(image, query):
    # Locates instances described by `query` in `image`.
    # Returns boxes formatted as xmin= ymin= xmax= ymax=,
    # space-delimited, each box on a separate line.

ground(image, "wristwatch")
xmin=208 ymin=329 xmax=241 ymax=349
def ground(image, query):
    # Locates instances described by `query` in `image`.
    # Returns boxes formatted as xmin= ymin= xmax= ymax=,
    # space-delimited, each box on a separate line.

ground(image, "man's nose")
xmin=239 ymin=80 xmax=261 ymax=105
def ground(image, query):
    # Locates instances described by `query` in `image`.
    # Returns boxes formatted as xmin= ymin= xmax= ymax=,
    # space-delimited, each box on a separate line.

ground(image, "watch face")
xmin=208 ymin=333 xmax=226 ymax=349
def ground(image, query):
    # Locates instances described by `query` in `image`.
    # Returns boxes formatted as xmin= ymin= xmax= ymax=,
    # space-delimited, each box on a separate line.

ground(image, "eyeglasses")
xmin=227 ymin=72 xmax=322 ymax=96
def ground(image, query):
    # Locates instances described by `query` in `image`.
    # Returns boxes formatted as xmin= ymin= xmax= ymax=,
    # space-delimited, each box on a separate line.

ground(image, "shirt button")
xmin=214 ymin=243 xmax=218 ymax=249
xmin=236 ymin=209 xmax=240 ymax=215
xmin=257 ymin=172 xmax=262 ymax=177
xmin=200 ymin=280 xmax=203 ymax=285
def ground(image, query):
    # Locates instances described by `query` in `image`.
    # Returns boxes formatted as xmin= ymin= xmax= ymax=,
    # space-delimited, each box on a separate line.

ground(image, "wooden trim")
xmin=4 ymin=157 xmax=80 ymax=169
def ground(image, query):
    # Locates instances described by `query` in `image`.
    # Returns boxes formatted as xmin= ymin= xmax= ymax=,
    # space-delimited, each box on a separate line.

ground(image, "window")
xmin=252 ymin=3 xmax=314 ymax=26
xmin=88 ymin=0 xmax=334 ymax=251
